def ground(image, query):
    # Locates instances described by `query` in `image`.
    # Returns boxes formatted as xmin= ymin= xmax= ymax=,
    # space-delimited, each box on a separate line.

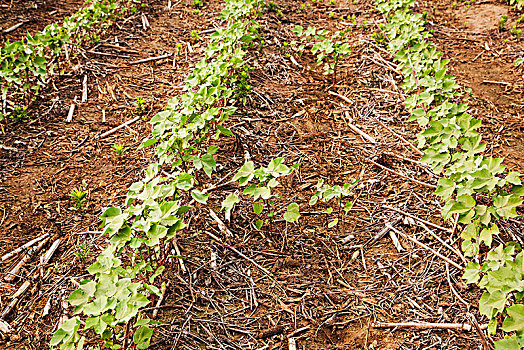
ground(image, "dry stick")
xmin=349 ymin=123 xmax=376 ymax=143
xmin=4 ymin=237 xmax=50 ymax=282
xmin=288 ymin=326 xmax=310 ymax=338
xmin=288 ymin=338 xmax=297 ymax=350
xmin=203 ymin=231 xmax=272 ymax=277
xmin=2 ymin=22 xmax=25 ymax=34
xmin=1 ymin=233 xmax=50 ymax=261
xmin=0 ymin=319 xmax=12 ymax=333
xmin=467 ymin=313 xmax=490 ymax=350
xmin=374 ymin=117 xmax=423 ymax=156
xmin=363 ymin=217 xmax=401 ymax=248
xmin=344 ymin=111 xmax=376 ymax=143
xmin=209 ymin=209 xmax=233 ymax=237
xmin=382 ymin=150 xmax=429 ymax=168
xmin=152 ymin=282 xmax=168 ymax=318
xmin=0 ymin=297 xmax=17 ymax=320
xmin=386 ymin=224 xmax=463 ymax=270
xmin=10 ymin=280 xmax=30 ymax=300
xmin=39 ymin=239 xmax=61 ymax=278
xmin=373 ymin=321 xmax=472 ymax=331
xmin=96 ymin=115 xmax=141 ymax=139
xmin=389 ymin=230 xmax=404 ymax=252
xmin=66 ymin=103 xmax=76 ymax=123
xmin=445 ymin=262 xmax=469 ymax=307
xmin=173 ymin=241 xmax=186 ymax=273
xmin=421 ymin=222 xmax=467 ymax=265
xmin=328 ymin=90 xmax=353 ymax=104
xmin=383 ymin=205 xmax=452 ymax=233
xmin=368 ymin=158 xmax=436 ymax=189
xmin=81 ymin=75 xmax=88 ymax=103
xmin=129 ymin=53 xmax=171 ymax=65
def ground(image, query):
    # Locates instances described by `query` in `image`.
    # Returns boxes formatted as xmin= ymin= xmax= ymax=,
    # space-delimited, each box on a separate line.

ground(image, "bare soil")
xmin=0 ymin=0 xmax=523 ymax=349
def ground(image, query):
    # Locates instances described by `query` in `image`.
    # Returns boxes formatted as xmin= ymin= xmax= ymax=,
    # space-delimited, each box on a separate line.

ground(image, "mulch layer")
xmin=0 ymin=0 xmax=523 ymax=349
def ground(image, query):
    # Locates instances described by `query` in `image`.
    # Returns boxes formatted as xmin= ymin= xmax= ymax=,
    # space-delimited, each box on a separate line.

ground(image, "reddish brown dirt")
xmin=0 ymin=0 xmax=523 ymax=349
xmin=1 ymin=0 xmax=87 ymax=42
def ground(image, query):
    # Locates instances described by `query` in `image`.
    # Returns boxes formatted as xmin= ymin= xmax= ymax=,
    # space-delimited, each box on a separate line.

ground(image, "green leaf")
xmin=253 ymin=202 xmax=263 ymax=215
xmin=506 ymin=171 xmax=522 ymax=186
xmin=139 ymin=137 xmax=157 ymax=149
xmin=479 ymin=224 xmax=499 ymax=247
xmin=494 ymin=194 xmax=523 ymax=219
xmin=494 ymin=336 xmax=521 ymax=350
xmin=253 ymin=186 xmax=271 ymax=200
xmin=462 ymin=135 xmax=486 ymax=155
xmin=344 ymin=200 xmax=353 ymax=213
xmin=191 ymin=189 xmax=209 ymax=204
xmin=255 ymin=219 xmax=263 ymax=230
xmin=435 ymin=178 xmax=455 ymax=199
xmin=207 ymin=145 xmax=219 ymax=155
xmin=328 ymin=218 xmax=338 ymax=228
xmin=283 ymin=203 xmax=300 ymax=223
xmin=69 ymin=289 xmax=90 ymax=307
xmin=309 ymin=195 xmax=319 ymax=206
xmin=133 ymin=325 xmax=153 ymax=349
xmin=200 ymin=154 xmax=216 ymax=177
xmin=463 ymin=262 xmax=480 ymax=284
xmin=149 ymin=265 xmax=165 ymax=284
xmin=233 ymin=161 xmax=255 ymax=186
xmin=221 ymin=193 xmax=239 ymax=214
xmin=216 ymin=124 xmax=234 ymax=137
xmin=479 ymin=290 xmax=506 ymax=319
xmin=502 ymin=304 xmax=524 ymax=333
xmin=461 ymin=239 xmax=479 ymax=257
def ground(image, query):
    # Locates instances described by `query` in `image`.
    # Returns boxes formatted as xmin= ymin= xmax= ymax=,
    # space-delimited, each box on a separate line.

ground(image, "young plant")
xmin=52 ymin=1 xmax=263 ymax=348
xmin=498 ymin=15 xmax=508 ymax=31
xmin=75 ymin=240 xmax=91 ymax=262
xmin=292 ymin=25 xmax=351 ymax=81
xmin=70 ymin=183 xmax=88 ymax=209
xmin=309 ymin=179 xmax=358 ymax=228
xmin=0 ymin=0 xmax=127 ymax=124
xmin=190 ymin=30 xmax=200 ymax=42
xmin=374 ymin=0 xmax=524 ymax=347
xmin=223 ymin=157 xmax=300 ymax=230
xmin=233 ymin=64 xmax=253 ymax=104
xmin=11 ymin=105 xmax=29 ymax=122
xmin=134 ymin=96 xmax=146 ymax=114
xmin=510 ymin=25 xmax=522 ymax=40
xmin=112 ymin=142 xmax=127 ymax=156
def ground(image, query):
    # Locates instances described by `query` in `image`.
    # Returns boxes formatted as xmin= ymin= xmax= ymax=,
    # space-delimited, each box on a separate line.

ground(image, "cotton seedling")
xmin=52 ymin=0 xmax=265 ymax=348
xmin=309 ymin=179 xmax=358 ymax=228
xmin=375 ymin=0 xmax=524 ymax=346
xmin=292 ymin=25 xmax=351 ymax=81
xmin=224 ymin=157 xmax=300 ymax=230
xmin=0 ymin=0 xmax=127 ymax=123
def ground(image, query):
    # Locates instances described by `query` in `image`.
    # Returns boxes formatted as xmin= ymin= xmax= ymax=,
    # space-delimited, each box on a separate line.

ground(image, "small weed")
xmin=233 ymin=65 xmax=253 ymax=104
xmin=267 ymin=0 xmax=278 ymax=11
xmin=11 ymin=105 xmax=28 ymax=122
xmin=193 ymin=0 xmax=203 ymax=7
xmin=112 ymin=143 xmax=127 ymax=156
xmin=176 ymin=42 xmax=183 ymax=55
xmin=511 ymin=25 xmax=522 ymax=39
xmin=75 ymin=240 xmax=91 ymax=262
xmin=190 ymin=29 xmax=200 ymax=42
xmin=70 ymin=183 xmax=87 ymax=209
xmin=498 ymin=15 xmax=508 ymax=31
xmin=134 ymin=96 xmax=146 ymax=114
